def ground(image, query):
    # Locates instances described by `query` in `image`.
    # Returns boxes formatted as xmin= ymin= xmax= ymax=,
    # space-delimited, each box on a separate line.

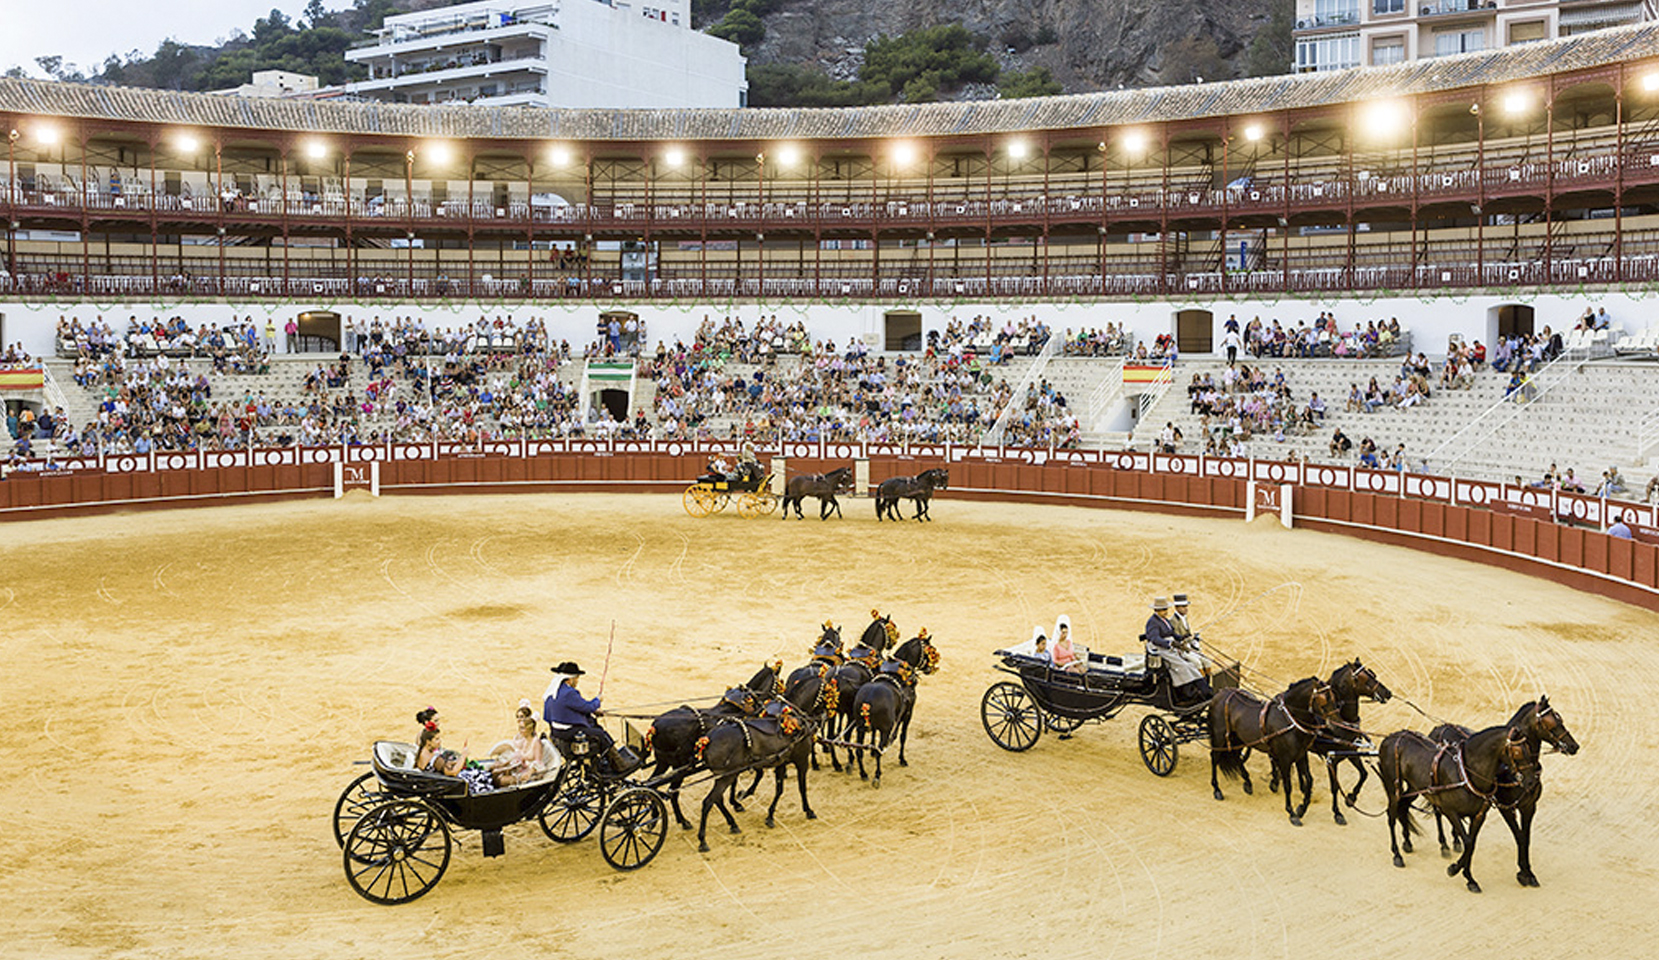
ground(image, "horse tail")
xmin=694 ymin=735 xmax=711 ymax=763
xmin=1395 ymin=796 xmax=1419 ymax=840
xmin=1208 ymin=694 xmax=1247 ymax=781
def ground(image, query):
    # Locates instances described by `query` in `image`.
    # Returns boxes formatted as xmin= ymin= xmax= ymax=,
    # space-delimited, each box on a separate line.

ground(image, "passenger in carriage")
xmin=701 ymin=455 xmax=732 ymax=483
xmin=1029 ymin=626 xmax=1049 ymax=662
xmin=1051 ymin=615 xmax=1085 ymax=674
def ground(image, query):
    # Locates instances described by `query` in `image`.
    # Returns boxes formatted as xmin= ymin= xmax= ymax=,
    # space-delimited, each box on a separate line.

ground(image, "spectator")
xmin=1330 ymin=428 xmax=1352 ymax=458
xmin=1608 ymin=513 xmax=1634 ymax=540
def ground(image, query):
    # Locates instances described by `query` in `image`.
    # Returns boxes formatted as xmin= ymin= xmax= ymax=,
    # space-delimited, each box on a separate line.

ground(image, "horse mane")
xmin=1506 ymin=700 xmax=1539 ymax=728
xmin=859 ymin=617 xmax=890 ymax=650
xmin=744 ymin=663 xmax=777 ymax=692
xmin=1282 ymin=676 xmax=1322 ymax=704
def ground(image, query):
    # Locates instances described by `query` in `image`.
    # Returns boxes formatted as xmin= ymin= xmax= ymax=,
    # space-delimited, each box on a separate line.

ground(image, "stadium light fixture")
xmin=549 ymin=145 xmax=572 ymax=166
xmin=1360 ymin=100 xmax=1408 ymax=139
xmin=891 ymin=142 xmax=917 ymax=168
xmin=775 ymin=144 xmax=800 ymax=167
xmin=175 ymin=133 xmax=201 ymax=153
xmin=306 ymin=140 xmax=327 ymax=159
xmin=426 ymin=142 xmax=452 ymax=165
xmin=1007 ymin=140 xmax=1029 ymax=160
xmin=663 ymin=147 xmax=685 ymax=168
xmin=1119 ymin=130 xmax=1147 ymax=155
xmin=1502 ymin=91 xmax=1530 ymax=116
xmin=35 ymin=124 xmax=60 ymax=147
xmin=1641 ymin=71 xmax=1658 ymax=93
xmin=1243 ymin=124 xmax=1264 ymax=142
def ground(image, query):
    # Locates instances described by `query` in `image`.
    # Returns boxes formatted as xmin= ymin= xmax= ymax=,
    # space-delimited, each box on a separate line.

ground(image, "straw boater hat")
xmin=1151 ymin=597 xmax=1171 ymax=611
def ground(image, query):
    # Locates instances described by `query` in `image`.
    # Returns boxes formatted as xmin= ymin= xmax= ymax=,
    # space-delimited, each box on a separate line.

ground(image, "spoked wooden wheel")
xmin=683 ymin=486 xmax=717 ymax=518
xmin=333 ymin=771 xmax=389 ymax=855
xmin=342 ymin=799 xmax=452 ymax=905
xmin=737 ymin=492 xmax=778 ymax=518
xmin=980 ymin=681 xmax=1042 ymax=752
xmin=1139 ymin=714 xmax=1179 ymax=776
xmin=599 ymin=788 xmax=669 ymax=871
xmin=539 ymin=776 xmax=605 ymax=843
xmin=1046 ymin=713 xmax=1086 ymax=735
xmin=710 ymin=493 xmax=731 ymax=514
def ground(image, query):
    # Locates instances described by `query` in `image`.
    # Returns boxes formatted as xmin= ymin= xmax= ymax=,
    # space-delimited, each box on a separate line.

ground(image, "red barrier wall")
xmin=2 ymin=450 xmax=1653 ymax=610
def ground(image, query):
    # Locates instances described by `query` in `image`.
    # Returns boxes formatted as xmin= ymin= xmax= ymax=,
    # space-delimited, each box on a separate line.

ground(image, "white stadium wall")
xmin=0 ymin=290 xmax=1644 ymax=359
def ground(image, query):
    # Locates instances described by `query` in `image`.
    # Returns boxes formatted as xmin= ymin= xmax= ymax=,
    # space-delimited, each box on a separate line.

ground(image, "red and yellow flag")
xmin=0 ymin=368 xmax=44 ymax=390
xmin=1122 ymin=363 xmax=1171 ymax=384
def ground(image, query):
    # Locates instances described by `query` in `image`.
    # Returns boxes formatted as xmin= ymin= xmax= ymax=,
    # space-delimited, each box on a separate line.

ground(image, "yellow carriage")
xmin=682 ymin=473 xmax=778 ymax=519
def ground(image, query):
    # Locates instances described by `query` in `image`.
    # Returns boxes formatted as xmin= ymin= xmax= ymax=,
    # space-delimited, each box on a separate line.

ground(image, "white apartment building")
xmin=1293 ymin=0 xmax=1657 ymax=71
xmin=345 ymin=0 xmax=747 ymax=109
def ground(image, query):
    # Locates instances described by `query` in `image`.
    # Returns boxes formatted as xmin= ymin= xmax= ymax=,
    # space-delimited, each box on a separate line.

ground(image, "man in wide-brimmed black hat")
xmin=542 ymin=660 xmax=637 ymax=775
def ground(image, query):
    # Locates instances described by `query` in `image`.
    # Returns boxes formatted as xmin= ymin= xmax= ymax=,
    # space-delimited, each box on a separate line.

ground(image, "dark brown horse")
xmin=1379 ymin=711 xmax=1544 ymax=893
xmin=846 ymin=632 xmax=942 ymax=786
xmin=1208 ymin=677 xmax=1339 ymax=825
xmin=694 ymin=672 xmax=829 ymax=852
xmin=643 ymin=661 xmax=782 ymax=830
xmin=782 ymin=466 xmax=854 ymax=520
xmin=875 ymin=467 xmax=949 ymax=521
xmin=781 ymin=623 xmax=843 ymax=772
xmin=824 ymin=612 xmax=897 ymax=772
xmin=1427 ymin=696 xmax=1579 ymax=887
xmin=1267 ymin=659 xmax=1393 ymax=825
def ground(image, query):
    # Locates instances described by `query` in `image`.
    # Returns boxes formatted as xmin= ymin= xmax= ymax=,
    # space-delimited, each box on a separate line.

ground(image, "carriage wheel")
xmin=342 ymin=799 xmax=452 ymax=905
xmin=683 ymin=486 xmax=715 ymax=518
xmin=599 ymin=788 xmax=669 ymax=871
xmin=737 ymin=492 xmax=778 ymax=518
xmin=1046 ymin=713 xmax=1086 ymax=735
xmin=333 ymin=771 xmax=388 ymax=853
xmin=710 ymin=493 xmax=730 ymax=514
xmin=1138 ymin=714 xmax=1179 ymax=777
xmin=980 ymin=682 xmax=1043 ymax=752
xmin=539 ymin=777 xmax=605 ymax=843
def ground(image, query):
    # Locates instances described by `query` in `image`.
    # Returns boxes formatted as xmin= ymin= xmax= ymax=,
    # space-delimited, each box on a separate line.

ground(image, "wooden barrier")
xmin=2 ymin=445 xmax=1654 ymax=609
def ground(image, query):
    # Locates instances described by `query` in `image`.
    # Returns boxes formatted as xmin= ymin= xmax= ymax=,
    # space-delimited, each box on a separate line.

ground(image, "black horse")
xmin=1208 ymin=677 xmax=1339 ymax=825
xmin=1267 ymin=659 xmax=1393 ymax=825
xmin=781 ymin=623 xmax=844 ymax=772
xmin=1426 ymin=696 xmax=1579 ymax=888
xmin=1379 ymin=713 xmax=1543 ymax=893
xmin=695 ymin=672 xmax=830 ymax=852
xmin=643 ymin=661 xmax=782 ymax=830
xmin=846 ymin=632 xmax=942 ymax=786
xmin=875 ymin=468 xmax=949 ymax=521
xmin=824 ymin=612 xmax=898 ymax=771
xmin=782 ymin=466 xmax=854 ymax=520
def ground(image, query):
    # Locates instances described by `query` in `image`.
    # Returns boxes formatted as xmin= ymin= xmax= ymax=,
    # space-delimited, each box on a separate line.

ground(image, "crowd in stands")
xmin=1000 ymin=378 xmax=1081 ymax=449
xmin=1059 ymin=324 xmax=1131 ymax=357
xmin=1186 ymin=364 xmax=1316 ymax=456
xmin=928 ymin=315 xmax=1052 ymax=365
xmin=1233 ymin=312 xmax=1408 ymax=360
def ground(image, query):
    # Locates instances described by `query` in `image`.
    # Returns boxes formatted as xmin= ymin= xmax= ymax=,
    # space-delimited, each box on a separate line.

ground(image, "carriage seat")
xmin=486 ymin=736 xmax=564 ymax=783
xmin=370 ymin=739 xmax=468 ymax=798
xmin=375 ymin=740 xmax=419 ymax=770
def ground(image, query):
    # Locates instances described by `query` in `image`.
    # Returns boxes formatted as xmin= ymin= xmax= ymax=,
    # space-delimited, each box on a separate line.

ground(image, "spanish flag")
xmin=1122 ymin=363 xmax=1171 ymax=384
xmin=0 ymin=368 xmax=44 ymax=390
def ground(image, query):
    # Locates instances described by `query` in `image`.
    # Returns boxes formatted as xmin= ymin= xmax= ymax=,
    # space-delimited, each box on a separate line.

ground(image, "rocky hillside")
xmin=743 ymin=0 xmax=1277 ymax=94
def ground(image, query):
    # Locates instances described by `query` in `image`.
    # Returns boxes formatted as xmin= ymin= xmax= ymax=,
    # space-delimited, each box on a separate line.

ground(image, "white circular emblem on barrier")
xmin=1571 ymin=498 xmax=1588 ymax=519
xmin=1164 ymin=457 xmax=1187 ymax=474
xmin=665 ymin=441 xmax=684 ymax=458
xmin=831 ymin=444 xmax=853 ymax=460
xmin=1463 ymin=485 xmax=1489 ymax=504
xmin=1116 ymin=453 xmax=1136 ymax=471
xmin=1363 ymin=472 xmax=1386 ymax=491
xmin=116 ymin=457 xmax=138 ymax=472
xmin=1266 ymin=464 xmax=1286 ymax=483
xmin=358 ymin=449 xmax=379 ymax=462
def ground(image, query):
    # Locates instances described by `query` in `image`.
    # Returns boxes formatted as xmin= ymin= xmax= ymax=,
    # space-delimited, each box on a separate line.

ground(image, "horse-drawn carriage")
xmin=683 ymin=472 xmax=778 ymax=519
xmin=979 ymin=636 xmax=1239 ymax=776
xmin=333 ymin=729 xmax=670 ymax=904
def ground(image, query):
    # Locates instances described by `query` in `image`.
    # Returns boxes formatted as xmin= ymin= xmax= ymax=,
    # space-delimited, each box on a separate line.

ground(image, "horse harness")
xmin=1211 ymin=685 xmax=1332 ymax=753
xmin=1394 ymin=730 xmax=1535 ymax=811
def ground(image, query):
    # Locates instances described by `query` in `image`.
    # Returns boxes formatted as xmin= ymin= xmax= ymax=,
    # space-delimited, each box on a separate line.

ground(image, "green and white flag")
xmin=586 ymin=361 xmax=634 ymax=382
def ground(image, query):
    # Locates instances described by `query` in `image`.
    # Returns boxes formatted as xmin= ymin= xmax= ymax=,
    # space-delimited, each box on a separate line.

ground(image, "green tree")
xmin=304 ymin=0 xmax=330 ymax=28
xmin=1245 ymin=0 xmax=1295 ymax=77
xmin=998 ymin=67 xmax=1063 ymax=99
xmin=861 ymin=25 xmax=999 ymax=101
xmin=709 ymin=8 xmax=765 ymax=48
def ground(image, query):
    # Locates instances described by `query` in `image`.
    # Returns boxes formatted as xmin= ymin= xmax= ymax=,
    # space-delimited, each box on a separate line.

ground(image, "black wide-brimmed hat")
xmin=551 ymin=661 xmax=585 ymax=676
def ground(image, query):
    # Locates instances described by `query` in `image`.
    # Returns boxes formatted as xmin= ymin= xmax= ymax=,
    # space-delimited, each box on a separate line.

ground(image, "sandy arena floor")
xmin=4 ymin=492 xmax=1658 ymax=960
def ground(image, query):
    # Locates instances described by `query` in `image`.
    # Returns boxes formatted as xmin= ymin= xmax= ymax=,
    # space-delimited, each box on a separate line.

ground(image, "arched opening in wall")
xmin=596 ymin=388 xmax=630 ymax=423
xmin=1175 ymin=309 xmax=1213 ymax=354
xmin=1494 ymin=304 xmax=1534 ymax=341
xmin=296 ymin=310 xmax=342 ymax=353
xmin=884 ymin=310 xmax=922 ymax=351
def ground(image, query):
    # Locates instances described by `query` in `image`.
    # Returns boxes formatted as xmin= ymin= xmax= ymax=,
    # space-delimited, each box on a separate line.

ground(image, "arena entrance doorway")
xmin=1176 ymin=309 xmax=1213 ymax=354
xmin=297 ymin=311 xmax=342 ymax=353
xmin=884 ymin=310 xmax=922 ymax=351
xmin=598 ymin=388 xmax=630 ymax=422
xmin=1495 ymin=303 xmax=1535 ymax=340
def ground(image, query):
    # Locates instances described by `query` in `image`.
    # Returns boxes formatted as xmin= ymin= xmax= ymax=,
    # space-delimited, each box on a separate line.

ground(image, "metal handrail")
xmin=1635 ymin=407 xmax=1659 ymax=464
xmin=982 ymin=334 xmax=1060 ymax=447
xmin=1422 ymin=347 xmax=1585 ymax=474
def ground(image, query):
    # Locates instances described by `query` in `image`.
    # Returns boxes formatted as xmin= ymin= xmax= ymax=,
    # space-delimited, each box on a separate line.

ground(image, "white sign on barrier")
xmin=1245 ymin=481 xmax=1294 ymax=529
xmin=334 ymin=461 xmax=380 ymax=498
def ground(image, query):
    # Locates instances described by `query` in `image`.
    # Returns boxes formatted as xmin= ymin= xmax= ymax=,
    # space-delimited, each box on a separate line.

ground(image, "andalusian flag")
xmin=1122 ymin=363 xmax=1171 ymax=384
xmin=586 ymin=361 xmax=634 ymax=383
xmin=0 ymin=368 xmax=44 ymax=390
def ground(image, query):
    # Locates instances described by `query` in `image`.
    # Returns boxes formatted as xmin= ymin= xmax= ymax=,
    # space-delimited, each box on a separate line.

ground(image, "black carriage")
xmin=979 ymin=639 xmax=1239 ymax=776
xmin=335 ymin=731 xmax=668 ymax=904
